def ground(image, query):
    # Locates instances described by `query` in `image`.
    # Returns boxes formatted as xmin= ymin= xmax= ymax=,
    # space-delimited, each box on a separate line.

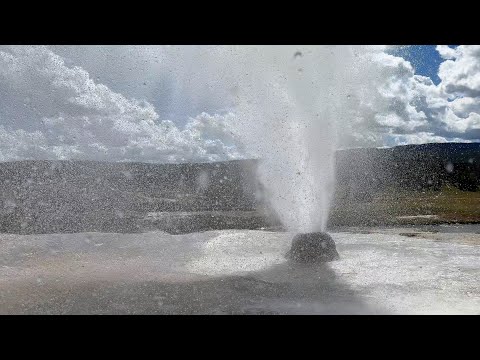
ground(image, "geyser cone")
xmin=287 ymin=232 xmax=339 ymax=263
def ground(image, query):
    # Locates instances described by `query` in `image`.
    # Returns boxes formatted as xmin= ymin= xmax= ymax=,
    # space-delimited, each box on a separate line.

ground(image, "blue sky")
xmin=391 ymin=45 xmax=445 ymax=84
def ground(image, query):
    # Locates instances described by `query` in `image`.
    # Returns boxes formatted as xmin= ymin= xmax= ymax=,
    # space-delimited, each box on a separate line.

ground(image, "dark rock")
xmin=287 ymin=232 xmax=339 ymax=263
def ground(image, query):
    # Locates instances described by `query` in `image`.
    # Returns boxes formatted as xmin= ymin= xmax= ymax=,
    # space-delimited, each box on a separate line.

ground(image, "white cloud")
xmin=449 ymin=96 xmax=480 ymax=116
xmin=0 ymin=45 xmax=243 ymax=163
xmin=386 ymin=132 xmax=468 ymax=146
xmin=436 ymin=45 xmax=458 ymax=60
xmin=438 ymin=45 xmax=480 ymax=97
xmin=440 ymin=108 xmax=480 ymax=134
xmin=337 ymin=49 xmax=438 ymax=146
xmin=340 ymin=45 xmax=480 ymax=147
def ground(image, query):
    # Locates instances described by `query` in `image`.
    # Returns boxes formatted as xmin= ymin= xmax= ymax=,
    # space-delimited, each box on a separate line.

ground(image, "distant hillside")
xmin=0 ymin=142 xmax=479 ymax=234
xmin=336 ymin=143 xmax=480 ymax=200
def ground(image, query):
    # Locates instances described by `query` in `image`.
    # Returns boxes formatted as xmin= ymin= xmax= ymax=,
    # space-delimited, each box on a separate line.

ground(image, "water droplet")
xmin=122 ymin=171 xmax=133 ymax=180
xmin=445 ymin=162 xmax=454 ymax=173
xmin=293 ymin=51 xmax=303 ymax=59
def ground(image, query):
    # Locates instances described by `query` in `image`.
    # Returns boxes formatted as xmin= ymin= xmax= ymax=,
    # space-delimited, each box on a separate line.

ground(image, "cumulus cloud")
xmin=0 ymin=46 xmax=243 ymax=163
xmin=340 ymin=45 xmax=480 ymax=148
xmin=436 ymin=45 xmax=458 ymax=60
xmin=385 ymin=132 xmax=467 ymax=146
xmin=438 ymin=45 xmax=480 ymax=97
xmin=49 ymin=45 xmax=237 ymax=122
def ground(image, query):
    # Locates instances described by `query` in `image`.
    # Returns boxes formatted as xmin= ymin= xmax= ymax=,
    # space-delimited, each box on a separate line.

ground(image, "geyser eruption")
xmin=208 ymin=46 xmax=362 ymax=262
xmin=159 ymin=46 xmax=363 ymax=245
xmin=225 ymin=46 xmax=359 ymax=233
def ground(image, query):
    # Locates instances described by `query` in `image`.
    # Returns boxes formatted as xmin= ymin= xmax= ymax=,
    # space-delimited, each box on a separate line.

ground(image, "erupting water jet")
xmin=159 ymin=46 xmax=365 ymax=261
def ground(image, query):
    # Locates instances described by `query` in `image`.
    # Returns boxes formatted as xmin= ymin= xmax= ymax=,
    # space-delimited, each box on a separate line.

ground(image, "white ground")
xmin=0 ymin=228 xmax=479 ymax=314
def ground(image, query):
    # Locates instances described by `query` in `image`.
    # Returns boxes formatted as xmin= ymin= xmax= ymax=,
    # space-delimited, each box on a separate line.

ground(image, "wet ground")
xmin=0 ymin=226 xmax=479 ymax=314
